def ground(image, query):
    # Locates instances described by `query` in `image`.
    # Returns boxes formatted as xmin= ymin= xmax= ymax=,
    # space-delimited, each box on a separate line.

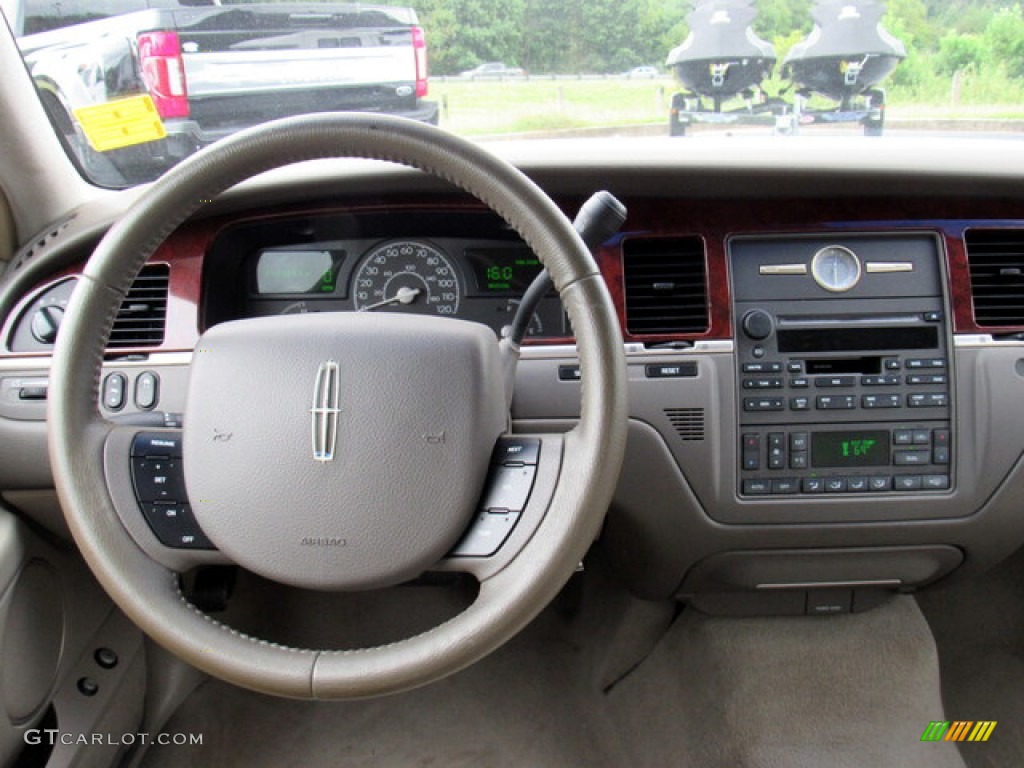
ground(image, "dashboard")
xmin=3 ymin=139 xmax=1024 ymax=615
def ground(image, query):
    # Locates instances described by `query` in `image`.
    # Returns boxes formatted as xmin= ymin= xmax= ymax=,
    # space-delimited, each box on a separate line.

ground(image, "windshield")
xmin=2 ymin=0 xmax=1021 ymax=188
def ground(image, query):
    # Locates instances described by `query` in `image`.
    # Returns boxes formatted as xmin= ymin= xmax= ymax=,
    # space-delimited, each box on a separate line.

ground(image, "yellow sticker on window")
xmin=73 ymin=95 xmax=167 ymax=152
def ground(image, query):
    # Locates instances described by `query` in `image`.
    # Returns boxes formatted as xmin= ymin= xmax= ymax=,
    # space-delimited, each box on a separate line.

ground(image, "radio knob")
xmin=741 ymin=310 xmax=774 ymax=340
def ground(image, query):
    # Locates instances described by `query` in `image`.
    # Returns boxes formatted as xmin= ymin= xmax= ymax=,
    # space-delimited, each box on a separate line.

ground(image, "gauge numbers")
xmin=352 ymin=240 xmax=462 ymax=316
xmin=811 ymin=245 xmax=862 ymax=293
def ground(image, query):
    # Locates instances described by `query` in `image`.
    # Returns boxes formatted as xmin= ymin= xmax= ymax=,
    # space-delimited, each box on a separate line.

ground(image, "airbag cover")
xmin=183 ymin=313 xmax=506 ymax=590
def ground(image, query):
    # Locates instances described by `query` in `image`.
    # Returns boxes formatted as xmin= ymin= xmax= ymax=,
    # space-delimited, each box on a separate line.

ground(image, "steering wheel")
xmin=47 ymin=114 xmax=627 ymax=699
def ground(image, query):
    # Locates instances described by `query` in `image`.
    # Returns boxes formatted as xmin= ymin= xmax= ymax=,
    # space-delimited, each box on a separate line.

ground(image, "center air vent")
xmin=109 ymin=265 xmax=170 ymax=348
xmin=623 ymin=237 xmax=709 ymax=335
xmin=965 ymin=229 xmax=1024 ymax=327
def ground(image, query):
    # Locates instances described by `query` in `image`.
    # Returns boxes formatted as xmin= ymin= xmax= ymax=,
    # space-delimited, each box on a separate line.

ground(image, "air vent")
xmin=109 ymin=265 xmax=169 ymax=348
xmin=665 ymin=408 xmax=705 ymax=441
xmin=623 ymin=237 xmax=709 ymax=335
xmin=965 ymin=229 xmax=1024 ymax=327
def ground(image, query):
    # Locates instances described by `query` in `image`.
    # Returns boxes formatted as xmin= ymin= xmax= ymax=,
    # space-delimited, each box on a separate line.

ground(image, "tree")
xmin=984 ymin=5 xmax=1024 ymax=78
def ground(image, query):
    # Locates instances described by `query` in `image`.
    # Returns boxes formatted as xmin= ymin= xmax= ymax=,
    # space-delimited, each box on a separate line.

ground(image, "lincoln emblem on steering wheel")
xmin=311 ymin=360 xmax=341 ymax=462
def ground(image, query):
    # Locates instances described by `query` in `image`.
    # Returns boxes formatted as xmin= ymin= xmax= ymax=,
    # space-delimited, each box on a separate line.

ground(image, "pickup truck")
xmin=2 ymin=0 xmax=438 ymax=185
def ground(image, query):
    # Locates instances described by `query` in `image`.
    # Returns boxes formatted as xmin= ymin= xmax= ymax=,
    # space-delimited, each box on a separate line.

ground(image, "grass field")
xmin=428 ymin=76 xmax=1024 ymax=136
xmin=430 ymin=77 xmax=675 ymax=135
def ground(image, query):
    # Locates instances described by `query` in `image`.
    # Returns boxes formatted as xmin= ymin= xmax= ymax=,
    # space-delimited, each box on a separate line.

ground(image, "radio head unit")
xmin=729 ymin=234 xmax=952 ymax=498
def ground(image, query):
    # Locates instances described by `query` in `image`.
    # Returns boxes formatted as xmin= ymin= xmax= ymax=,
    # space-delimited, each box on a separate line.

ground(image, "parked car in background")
xmin=460 ymin=61 xmax=526 ymax=78
xmin=625 ymin=65 xmax=659 ymax=78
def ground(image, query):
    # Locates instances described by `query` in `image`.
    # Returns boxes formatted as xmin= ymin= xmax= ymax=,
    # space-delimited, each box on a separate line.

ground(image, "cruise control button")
xmin=480 ymin=465 xmax=536 ymax=512
xmin=141 ymin=503 xmax=213 ymax=549
xmin=449 ymin=510 xmax=521 ymax=557
xmin=131 ymin=432 xmax=183 ymax=458
xmin=131 ymin=458 xmax=188 ymax=502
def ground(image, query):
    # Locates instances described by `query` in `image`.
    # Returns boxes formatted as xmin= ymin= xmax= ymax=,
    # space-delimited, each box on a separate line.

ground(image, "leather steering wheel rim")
xmin=47 ymin=113 xmax=628 ymax=699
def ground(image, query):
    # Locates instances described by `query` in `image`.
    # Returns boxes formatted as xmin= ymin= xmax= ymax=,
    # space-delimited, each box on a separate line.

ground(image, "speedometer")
xmin=352 ymin=240 xmax=462 ymax=316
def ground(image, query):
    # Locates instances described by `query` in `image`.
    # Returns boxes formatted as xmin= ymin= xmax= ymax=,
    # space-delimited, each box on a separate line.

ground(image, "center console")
xmin=730 ymin=234 xmax=952 ymax=499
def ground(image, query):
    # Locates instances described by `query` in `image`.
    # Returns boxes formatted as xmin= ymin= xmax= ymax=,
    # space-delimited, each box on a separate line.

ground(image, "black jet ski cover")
xmin=667 ymin=0 xmax=776 ymax=98
xmin=782 ymin=0 xmax=906 ymax=99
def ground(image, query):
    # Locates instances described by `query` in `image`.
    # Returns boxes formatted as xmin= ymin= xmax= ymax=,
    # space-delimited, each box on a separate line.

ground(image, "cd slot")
xmin=804 ymin=357 xmax=882 ymax=375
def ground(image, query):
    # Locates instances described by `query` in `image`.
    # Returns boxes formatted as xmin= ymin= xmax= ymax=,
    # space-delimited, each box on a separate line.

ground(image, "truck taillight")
xmin=137 ymin=31 xmax=189 ymax=119
xmin=412 ymin=26 xmax=428 ymax=97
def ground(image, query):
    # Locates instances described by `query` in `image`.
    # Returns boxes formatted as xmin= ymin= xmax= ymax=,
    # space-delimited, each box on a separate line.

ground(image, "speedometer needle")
xmin=358 ymin=286 xmax=421 ymax=312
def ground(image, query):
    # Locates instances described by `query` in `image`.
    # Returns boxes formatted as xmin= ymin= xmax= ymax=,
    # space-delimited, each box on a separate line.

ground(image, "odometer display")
xmin=352 ymin=240 xmax=462 ymax=315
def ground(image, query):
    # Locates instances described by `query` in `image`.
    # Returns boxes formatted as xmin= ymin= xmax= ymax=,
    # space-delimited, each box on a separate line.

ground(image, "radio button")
xmin=787 ymin=362 xmax=803 ymax=373
xmin=908 ymin=392 xmax=948 ymax=408
xmin=802 ymin=478 xmax=825 ymax=494
xmin=923 ymin=474 xmax=950 ymax=490
xmin=790 ymin=377 xmax=809 ymax=388
xmin=742 ymin=362 xmax=782 ymax=373
xmin=743 ymin=479 xmax=771 ymax=495
xmin=772 ymin=478 xmax=800 ymax=494
xmin=894 ymin=450 xmax=931 ymax=465
xmin=815 ymin=376 xmax=856 ymax=388
xmin=894 ymin=475 xmax=923 ymax=491
xmin=869 ymin=476 xmax=893 ymax=492
xmin=743 ymin=377 xmax=783 ymax=389
xmin=825 ymin=477 xmax=847 ymax=493
xmin=885 ymin=359 xmax=901 ymax=371
xmin=847 ymin=477 xmax=869 ymax=492
xmin=861 ymin=375 xmax=901 ymax=386
xmin=906 ymin=373 xmax=947 ymax=385
xmin=862 ymin=394 xmax=901 ymax=409
xmin=816 ymin=395 xmax=856 ymax=410
xmin=790 ymin=397 xmax=811 ymax=411
xmin=790 ymin=452 xmax=809 ymax=469
xmin=894 ymin=430 xmax=914 ymax=445
xmin=744 ymin=397 xmax=784 ymax=412
xmin=906 ymin=358 xmax=946 ymax=369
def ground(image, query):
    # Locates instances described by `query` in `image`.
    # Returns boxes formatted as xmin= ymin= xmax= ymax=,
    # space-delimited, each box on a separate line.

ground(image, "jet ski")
xmin=781 ymin=0 xmax=906 ymax=105
xmin=666 ymin=0 xmax=776 ymax=103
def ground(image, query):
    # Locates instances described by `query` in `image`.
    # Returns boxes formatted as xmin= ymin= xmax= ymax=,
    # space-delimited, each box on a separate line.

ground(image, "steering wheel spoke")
xmin=49 ymin=114 xmax=627 ymax=699
xmin=102 ymin=424 xmax=228 ymax=572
